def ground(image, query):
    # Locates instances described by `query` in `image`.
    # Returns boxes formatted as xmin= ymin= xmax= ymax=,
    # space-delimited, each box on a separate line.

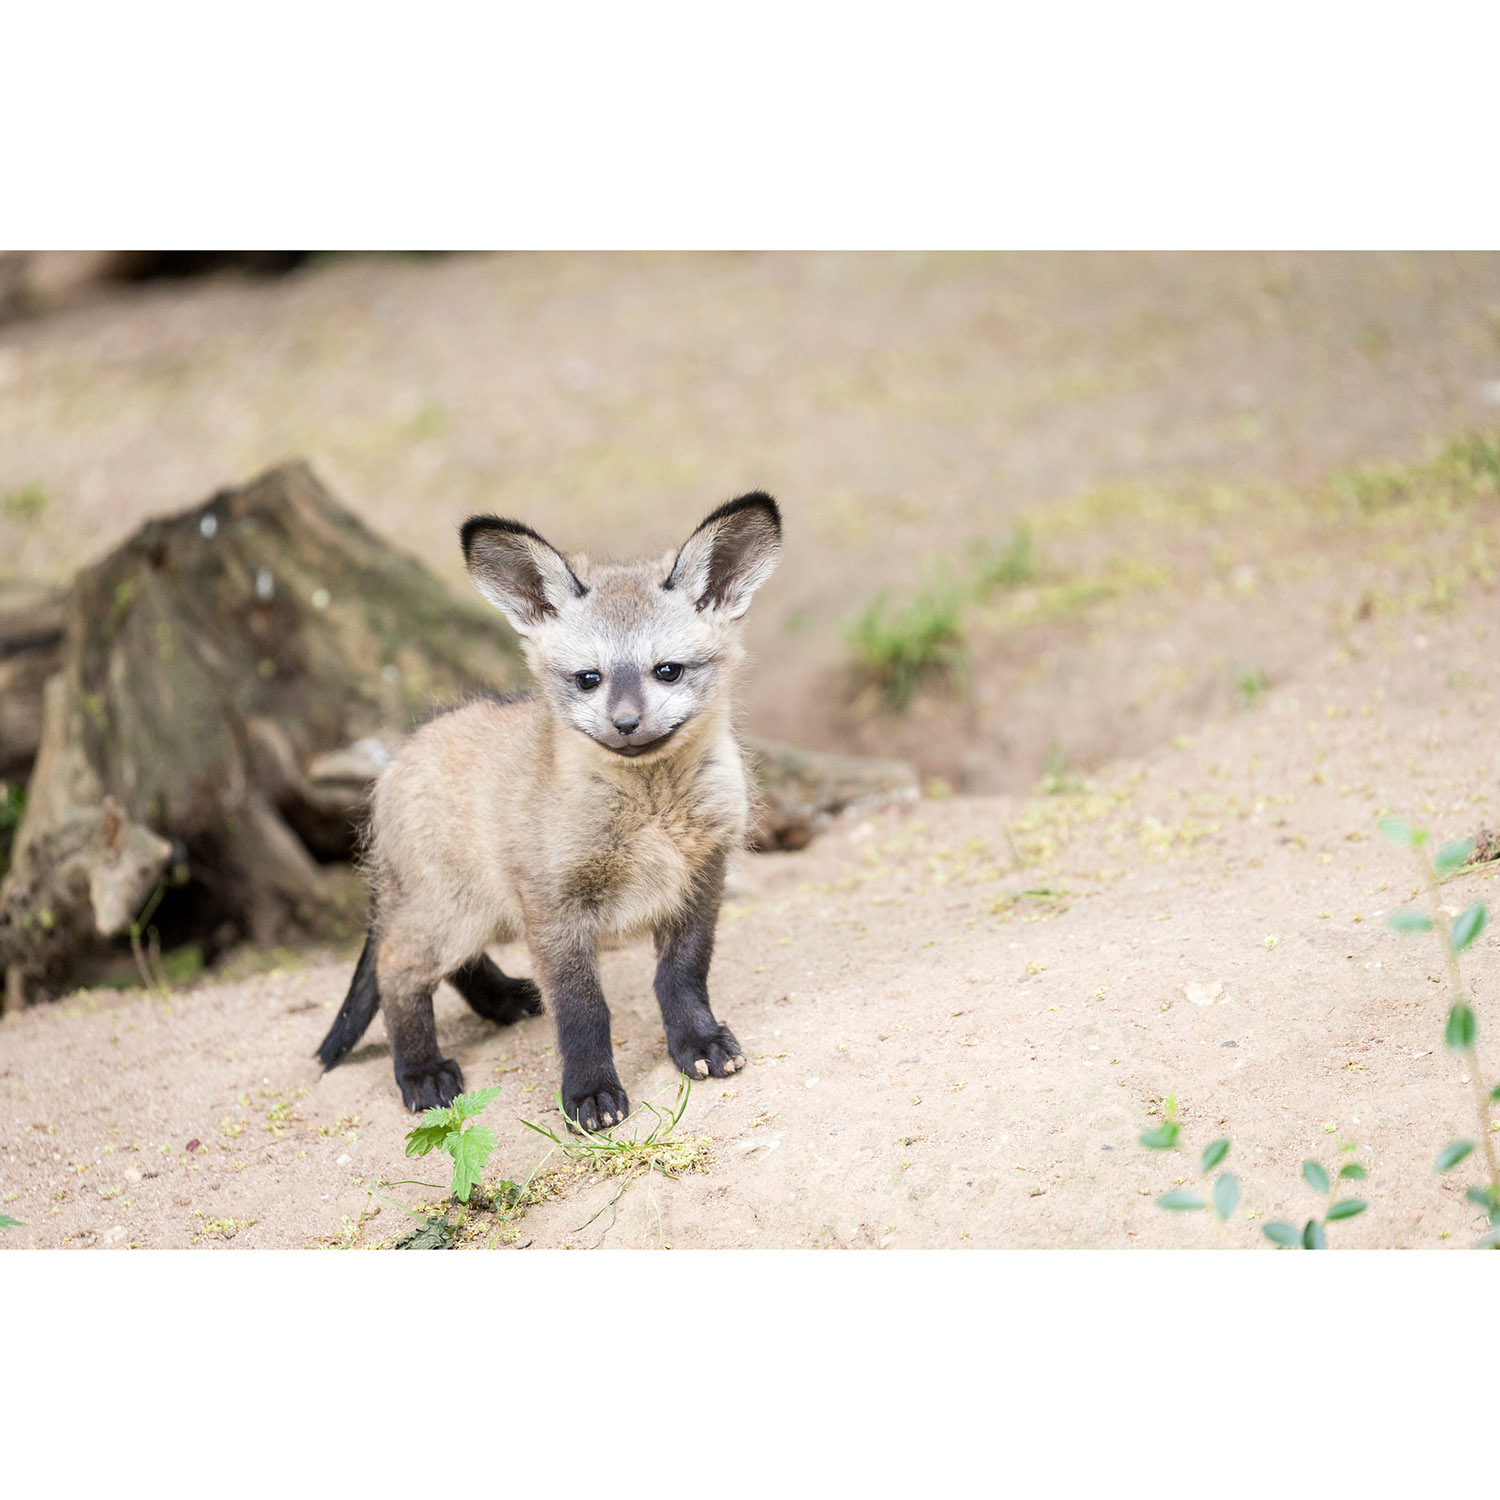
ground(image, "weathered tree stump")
xmin=0 ymin=463 xmax=528 ymax=1004
xmin=0 ymin=583 xmax=65 ymax=779
xmin=0 ymin=463 xmax=916 ymax=1008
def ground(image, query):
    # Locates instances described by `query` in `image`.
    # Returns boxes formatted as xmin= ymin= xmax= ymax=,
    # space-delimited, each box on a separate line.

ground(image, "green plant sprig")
xmin=1380 ymin=816 xmax=1500 ymax=1246
xmin=404 ymin=1086 xmax=502 ymax=1202
xmin=1139 ymin=1096 xmax=1240 ymax=1223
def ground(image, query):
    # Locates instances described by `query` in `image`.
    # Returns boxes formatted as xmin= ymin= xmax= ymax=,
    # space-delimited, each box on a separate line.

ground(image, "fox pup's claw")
xmin=396 ymin=1058 xmax=465 ymax=1113
xmin=564 ymin=1083 xmax=630 ymax=1135
xmin=671 ymin=1025 xmax=746 ymax=1080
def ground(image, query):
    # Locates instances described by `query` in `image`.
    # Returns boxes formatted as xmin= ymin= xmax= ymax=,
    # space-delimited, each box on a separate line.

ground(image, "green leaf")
xmin=1213 ymin=1172 xmax=1240 ymax=1221
xmin=419 ymin=1103 xmax=457 ymax=1131
xmin=1451 ymin=905 xmax=1487 ymax=955
xmin=446 ymin=1123 xmax=498 ymax=1202
xmin=1138 ymin=1122 xmax=1180 ymax=1150
xmin=1326 ymin=1198 xmax=1367 ymax=1221
xmin=0 ymin=1213 xmax=23 ymax=1230
xmin=1377 ymin=816 xmax=1417 ymax=848
xmin=1338 ymin=1163 xmax=1367 ymax=1180
xmin=1302 ymin=1159 xmax=1331 ymax=1194
xmin=1262 ymin=1221 xmax=1300 ymax=1247
xmin=1435 ymin=1139 xmax=1475 ymax=1172
xmin=404 ymin=1122 xmax=451 ymax=1158
xmin=1434 ymin=837 xmax=1476 ymax=876
xmin=452 ymin=1086 xmax=502 ymax=1122
xmin=1303 ymin=1218 xmax=1326 ymax=1250
xmin=1465 ymin=1186 xmax=1496 ymax=1211
xmin=1386 ymin=909 xmax=1433 ymax=933
xmin=1199 ymin=1137 xmax=1231 ymax=1174
xmin=1477 ymin=1226 xmax=1500 ymax=1250
xmin=1491 ymin=1082 xmax=1500 ymax=1102
xmin=1445 ymin=1003 xmax=1477 ymax=1051
xmin=393 ymin=1213 xmax=456 ymax=1250
xmin=1156 ymin=1190 xmax=1206 ymax=1211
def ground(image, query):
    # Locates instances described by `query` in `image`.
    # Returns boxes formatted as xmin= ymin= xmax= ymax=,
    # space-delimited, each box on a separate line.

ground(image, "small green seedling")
xmin=1138 ymin=1099 xmax=1368 ymax=1247
xmin=0 ymin=1213 xmax=24 ymax=1231
xmin=846 ymin=569 xmax=968 ymax=711
xmin=1261 ymin=1148 xmax=1368 ymax=1250
xmin=1139 ymin=1096 xmax=1239 ymax=1221
xmin=1234 ymin=666 xmax=1269 ymax=708
xmin=1380 ymin=816 xmax=1500 ymax=1248
xmin=404 ymin=1086 xmax=502 ymax=1203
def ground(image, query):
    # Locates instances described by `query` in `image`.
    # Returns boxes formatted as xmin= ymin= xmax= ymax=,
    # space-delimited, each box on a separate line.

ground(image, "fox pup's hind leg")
xmin=378 ymin=941 xmax=465 ymax=1112
xmin=447 ymin=954 xmax=543 ymax=1025
xmin=653 ymin=852 xmax=747 ymax=1081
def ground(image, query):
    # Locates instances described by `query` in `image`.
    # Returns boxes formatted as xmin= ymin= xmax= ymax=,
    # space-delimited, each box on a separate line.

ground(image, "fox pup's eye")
xmin=575 ymin=670 xmax=602 ymax=691
xmin=653 ymin=662 xmax=684 ymax=683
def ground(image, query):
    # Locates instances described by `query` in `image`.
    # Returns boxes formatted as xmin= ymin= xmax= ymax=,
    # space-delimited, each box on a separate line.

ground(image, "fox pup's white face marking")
xmin=461 ymin=494 xmax=781 ymax=760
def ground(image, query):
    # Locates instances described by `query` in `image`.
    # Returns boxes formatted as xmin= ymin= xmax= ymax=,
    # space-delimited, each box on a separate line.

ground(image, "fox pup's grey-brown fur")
xmin=314 ymin=492 xmax=782 ymax=1128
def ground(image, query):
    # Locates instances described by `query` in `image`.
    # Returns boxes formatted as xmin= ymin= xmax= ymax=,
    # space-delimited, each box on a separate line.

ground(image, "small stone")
xmin=336 ymin=1153 xmax=352 ymax=1166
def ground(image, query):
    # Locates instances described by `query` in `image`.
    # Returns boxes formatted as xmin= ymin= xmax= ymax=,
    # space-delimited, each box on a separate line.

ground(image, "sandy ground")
xmin=3 ymin=253 xmax=1499 ymax=1249
xmin=4 ymin=585 xmax=1497 ymax=1249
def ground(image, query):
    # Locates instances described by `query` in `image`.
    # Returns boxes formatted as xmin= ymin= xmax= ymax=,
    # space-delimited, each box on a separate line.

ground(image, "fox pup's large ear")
xmin=460 ymin=516 xmax=587 ymax=631
xmin=664 ymin=492 xmax=782 ymax=618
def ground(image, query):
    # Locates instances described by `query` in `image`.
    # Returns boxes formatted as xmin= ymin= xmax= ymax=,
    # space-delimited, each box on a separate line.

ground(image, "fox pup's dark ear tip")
xmin=699 ymin=491 xmax=781 ymax=536
xmin=459 ymin=514 xmax=546 ymax=560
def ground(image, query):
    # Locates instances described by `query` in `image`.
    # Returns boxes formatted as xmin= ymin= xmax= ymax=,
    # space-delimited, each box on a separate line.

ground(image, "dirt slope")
xmin=4 ymin=252 xmax=1500 ymax=785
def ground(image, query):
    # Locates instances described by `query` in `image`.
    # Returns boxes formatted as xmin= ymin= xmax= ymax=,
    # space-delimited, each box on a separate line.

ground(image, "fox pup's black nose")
xmin=613 ymin=714 xmax=640 ymax=735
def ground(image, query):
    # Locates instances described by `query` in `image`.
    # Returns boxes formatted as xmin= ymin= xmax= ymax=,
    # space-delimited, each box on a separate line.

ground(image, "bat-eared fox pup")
xmin=315 ymin=493 xmax=782 ymax=1131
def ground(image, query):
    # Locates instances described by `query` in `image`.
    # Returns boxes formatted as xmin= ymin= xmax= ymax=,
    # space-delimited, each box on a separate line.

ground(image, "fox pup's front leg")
xmin=654 ymin=852 xmax=747 ymax=1081
xmin=531 ymin=928 xmax=630 ymax=1133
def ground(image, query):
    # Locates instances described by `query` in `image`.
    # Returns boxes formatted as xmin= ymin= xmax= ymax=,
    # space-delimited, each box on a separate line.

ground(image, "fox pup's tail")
xmin=315 ymin=932 xmax=381 ymax=1070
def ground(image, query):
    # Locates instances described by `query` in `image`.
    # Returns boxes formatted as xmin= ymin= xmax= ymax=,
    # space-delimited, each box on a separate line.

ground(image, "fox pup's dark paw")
xmin=669 ymin=1024 xmax=746 ymax=1080
xmin=562 ymin=1081 xmax=630 ymax=1135
xmin=450 ymin=960 xmax=544 ymax=1025
xmin=396 ymin=1058 xmax=465 ymax=1113
xmin=471 ymin=975 xmax=543 ymax=1025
